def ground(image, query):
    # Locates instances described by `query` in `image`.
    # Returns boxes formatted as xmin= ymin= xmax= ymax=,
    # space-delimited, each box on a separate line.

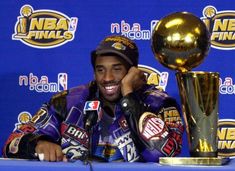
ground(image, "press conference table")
xmin=0 ymin=158 xmax=234 ymax=171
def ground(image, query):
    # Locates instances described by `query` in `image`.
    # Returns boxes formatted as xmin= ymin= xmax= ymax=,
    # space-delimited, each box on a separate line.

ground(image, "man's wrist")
xmin=121 ymin=85 xmax=133 ymax=96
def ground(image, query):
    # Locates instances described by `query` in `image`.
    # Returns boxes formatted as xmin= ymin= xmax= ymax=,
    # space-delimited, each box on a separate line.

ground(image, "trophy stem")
xmin=176 ymin=71 xmax=219 ymax=157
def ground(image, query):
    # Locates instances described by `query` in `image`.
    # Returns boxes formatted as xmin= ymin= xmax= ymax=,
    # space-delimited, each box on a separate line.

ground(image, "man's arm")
xmin=3 ymin=91 xmax=68 ymax=161
xmin=120 ymin=67 xmax=184 ymax=162
xmin=120 ymin=92 xmax=184 ymax=161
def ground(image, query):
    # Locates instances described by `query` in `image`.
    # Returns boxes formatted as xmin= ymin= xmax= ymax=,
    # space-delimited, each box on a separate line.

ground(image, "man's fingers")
xmin=36 ymin=150 xmax=63 ymax=162
xmin=55 ymin=148 xmax=64 ymax=161
xmin=43 ymin=150 xmax=50 ymax=161
xmin=35 ymin=140 xmax=64 ymax=162
xmin=48 ymin=149 xmax=57 ymax=162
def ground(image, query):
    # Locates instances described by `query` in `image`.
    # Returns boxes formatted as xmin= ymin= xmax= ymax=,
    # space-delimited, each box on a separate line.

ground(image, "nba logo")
xmin=150 ymin=20 xmax=158 ymax=35
xmin=58 ymin=73 xmax=68 ymax=91
xmin=69 ymin=17 xmax=78 ymax=31
xmin=84 ymin=101 xmax=100 ymax=110
xmin=84 ymin=101 xmax=102 ymax=121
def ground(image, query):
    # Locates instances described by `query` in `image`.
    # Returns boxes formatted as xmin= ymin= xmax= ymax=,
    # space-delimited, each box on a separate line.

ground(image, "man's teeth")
xmin=105 ymin=86 xmax=116 ymax=90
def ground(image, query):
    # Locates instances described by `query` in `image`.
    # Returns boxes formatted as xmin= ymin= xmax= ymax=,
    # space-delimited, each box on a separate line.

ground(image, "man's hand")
xmin=35 ymin=140 xmax=67 ymax=162
xmin=121 ymin=67 xmax=146 ymax=96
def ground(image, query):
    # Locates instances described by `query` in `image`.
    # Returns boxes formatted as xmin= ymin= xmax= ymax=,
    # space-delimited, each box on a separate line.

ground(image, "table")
xmin=0 ymin=158 xmax=234 ymax=171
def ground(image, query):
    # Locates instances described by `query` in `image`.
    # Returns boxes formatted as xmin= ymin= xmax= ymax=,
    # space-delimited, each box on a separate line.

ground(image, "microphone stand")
xmin=83 ymin=126 xmax=93 ymax=165
xmin=82 ymin=127 xmax=94 ymax=171
xmin=88 ymin=127 xmax=93 ymax=161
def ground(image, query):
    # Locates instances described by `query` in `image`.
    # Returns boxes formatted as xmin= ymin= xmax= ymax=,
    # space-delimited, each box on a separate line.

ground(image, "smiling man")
xmin=3 ymin=35 xmax=184 ymax=162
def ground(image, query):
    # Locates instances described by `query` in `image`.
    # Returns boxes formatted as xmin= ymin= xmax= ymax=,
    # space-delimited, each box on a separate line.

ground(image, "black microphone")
xmin=83 ymin=100 xmax=102 ymax=131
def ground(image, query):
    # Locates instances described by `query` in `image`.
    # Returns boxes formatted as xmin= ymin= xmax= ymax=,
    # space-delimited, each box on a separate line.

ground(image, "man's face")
xmin=94 ymin=55 xmax=129 ymax=102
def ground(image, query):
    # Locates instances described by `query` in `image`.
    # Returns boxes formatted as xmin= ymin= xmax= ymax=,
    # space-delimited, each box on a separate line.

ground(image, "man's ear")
xmin=93 ymin=73 xmax=96 ymax=80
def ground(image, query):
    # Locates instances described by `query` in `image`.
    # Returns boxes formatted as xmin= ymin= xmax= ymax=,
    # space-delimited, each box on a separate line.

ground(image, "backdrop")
xmin=1 ymin=0 xmax=235 ymax=158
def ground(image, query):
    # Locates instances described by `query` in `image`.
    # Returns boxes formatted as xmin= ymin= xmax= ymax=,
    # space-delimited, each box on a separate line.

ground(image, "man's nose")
xmin=104 ymin=71 xmax=114 ymax=81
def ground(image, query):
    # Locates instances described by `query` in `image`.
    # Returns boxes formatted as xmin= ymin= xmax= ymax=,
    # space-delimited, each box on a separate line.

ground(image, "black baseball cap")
xmin=91 ymin=35 xmax=139 ymax=68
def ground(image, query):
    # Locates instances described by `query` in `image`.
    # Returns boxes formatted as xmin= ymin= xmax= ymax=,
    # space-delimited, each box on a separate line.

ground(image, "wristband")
xmin=120 ymin=92 xmax=139 ymax=116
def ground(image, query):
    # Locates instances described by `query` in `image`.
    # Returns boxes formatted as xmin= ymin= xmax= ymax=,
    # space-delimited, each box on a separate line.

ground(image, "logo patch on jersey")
xmin=31 ymin=107 xmax=48 ymax=125
xmin=9 ymin=134 xmax=24 ymax=154
xmin=64 ymin=124 xmax=88 ymax=147
xmin=102 ymin=145 xmax=117 ymax=157
xmin=61 ymin=136 xmax=88 ymax=160
xmin=14 ymin=111 xmax=32 ymax=131
xmin=161 ymin=137 xmax=177 ymax=156
xmin=139 ymin=112 xmax=168 ymax=140
xmin=118 ymin=116 xmax=129 ymax=131
xmin=114 ymin=132 xmax=139 ymax=162
xmin=19 ymin=124 xmax=36 ymax=133
xmin=163 ymin=107 xmax=182 ymax=128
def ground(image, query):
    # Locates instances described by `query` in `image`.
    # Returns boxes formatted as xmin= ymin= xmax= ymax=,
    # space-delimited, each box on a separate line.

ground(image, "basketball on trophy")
xmin=151 ymin=12 xmax=211 ymax=72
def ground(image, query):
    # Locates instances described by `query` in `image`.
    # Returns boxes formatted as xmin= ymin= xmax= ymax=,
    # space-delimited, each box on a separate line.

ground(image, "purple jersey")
xmin=3 ymin=83 xmax=184 ymax=162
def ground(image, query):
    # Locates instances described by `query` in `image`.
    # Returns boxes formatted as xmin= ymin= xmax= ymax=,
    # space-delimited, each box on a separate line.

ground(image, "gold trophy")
xmin=151 ymin=12 xmax=224 ymax=165
xmin=14 ymin=5 xmax=32 ymax=38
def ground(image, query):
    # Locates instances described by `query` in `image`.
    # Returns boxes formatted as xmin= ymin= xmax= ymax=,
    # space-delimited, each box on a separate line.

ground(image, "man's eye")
xmin=96 ymin=68 xmax=104 ymax=73
xmin=114 ymin=67 xmax=121 ymax=71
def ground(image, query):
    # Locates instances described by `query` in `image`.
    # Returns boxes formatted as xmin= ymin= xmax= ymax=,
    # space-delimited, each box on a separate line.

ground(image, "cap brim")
xmin=92 ymin=49 xmax=133 ymax=65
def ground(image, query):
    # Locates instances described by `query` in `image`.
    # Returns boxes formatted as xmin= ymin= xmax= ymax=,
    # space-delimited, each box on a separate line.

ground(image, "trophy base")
xmin=159 ymin=157 xmax=230 ymax=166
xmin=13 ymin=34 xmax=27 ymax=39
xmin=190 ymin=151 xmax=217 ymax=157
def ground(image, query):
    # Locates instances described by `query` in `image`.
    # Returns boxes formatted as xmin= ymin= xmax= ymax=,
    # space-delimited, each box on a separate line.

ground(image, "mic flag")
xmin=83 ymin=100 xmax=102 ymax=130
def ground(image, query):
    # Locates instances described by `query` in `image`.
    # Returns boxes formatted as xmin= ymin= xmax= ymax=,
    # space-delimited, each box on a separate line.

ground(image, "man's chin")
xmin=102 ymin=94 xmax=121 ymax=102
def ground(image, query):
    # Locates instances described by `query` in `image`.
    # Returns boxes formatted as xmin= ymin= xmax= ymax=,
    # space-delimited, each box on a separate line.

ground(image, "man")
xmin=3 ymin=35 xmax=184 ymax=162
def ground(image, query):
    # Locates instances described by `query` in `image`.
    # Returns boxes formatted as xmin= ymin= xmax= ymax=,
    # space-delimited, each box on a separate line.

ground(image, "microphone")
xmin=83 ymin=100 xmax=102 ymax=131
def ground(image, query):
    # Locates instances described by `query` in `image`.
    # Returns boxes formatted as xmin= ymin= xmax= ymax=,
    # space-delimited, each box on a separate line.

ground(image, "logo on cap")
xmin=111 ymin=42 xmax=126 ymax=50
xmin=105 ymin=36 xmax=135 ymax=49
